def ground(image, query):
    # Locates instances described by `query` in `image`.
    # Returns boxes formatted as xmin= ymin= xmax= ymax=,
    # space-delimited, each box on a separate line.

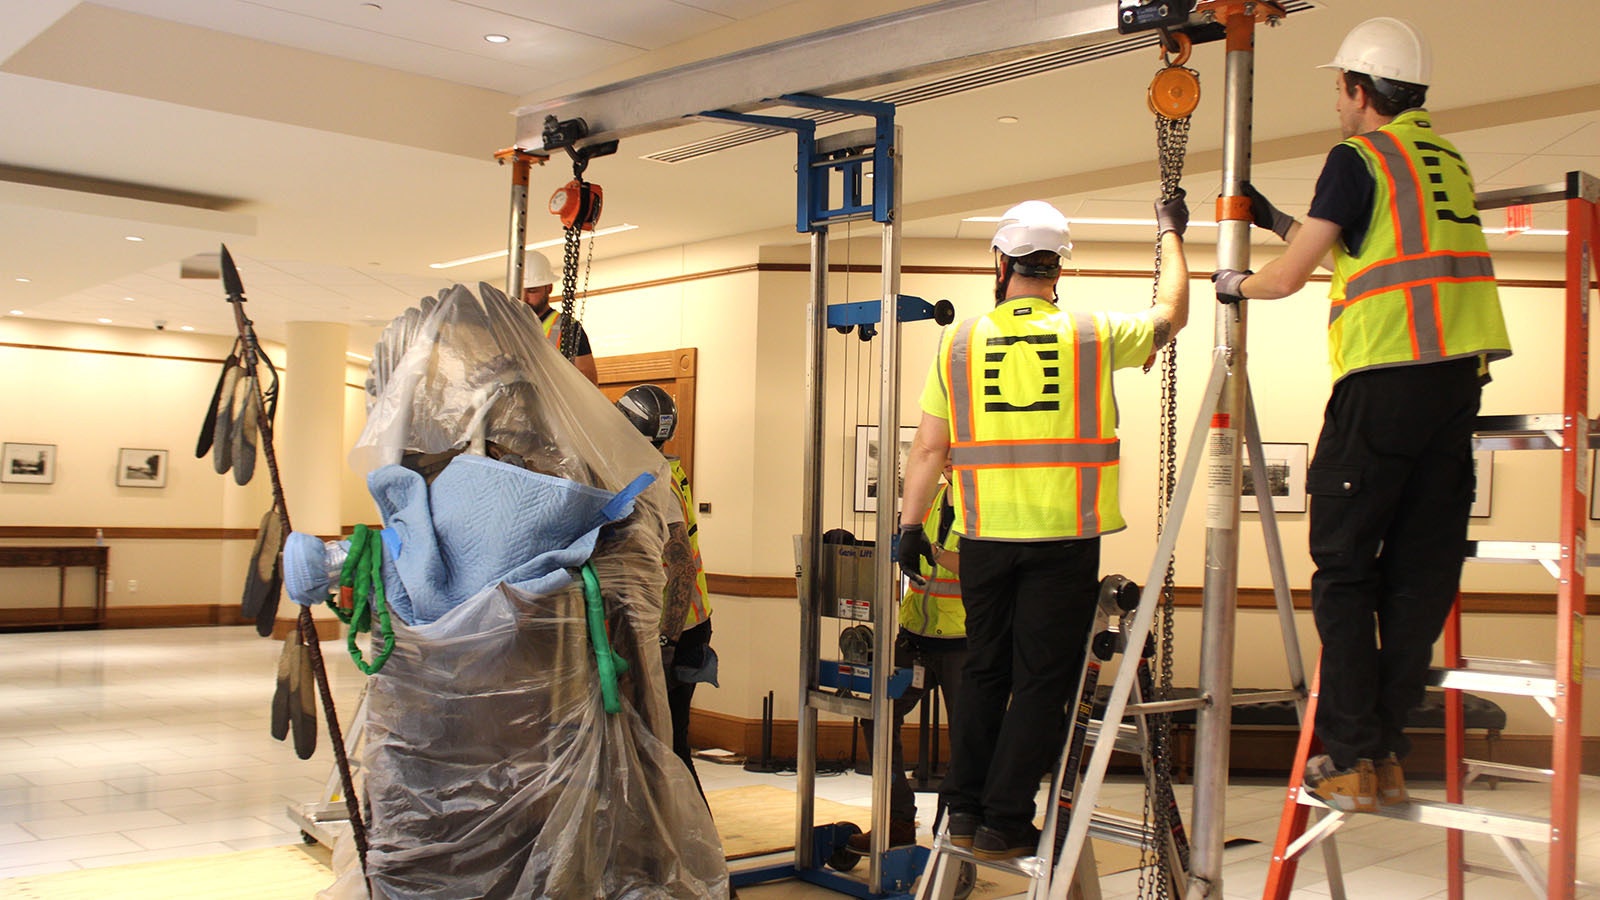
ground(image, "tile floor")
xmin=1 ymin=627 xmax=1595 ymax=898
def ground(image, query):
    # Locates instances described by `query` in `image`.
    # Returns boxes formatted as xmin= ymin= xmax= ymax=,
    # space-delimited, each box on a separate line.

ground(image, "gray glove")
xmin=1213 ymin=269 xmax=1251 ymax=304
xmin=1155 ymin=189 xmax=1189 ymax=238
xmin=1241 ymin=182 xmax=1294 ymax=240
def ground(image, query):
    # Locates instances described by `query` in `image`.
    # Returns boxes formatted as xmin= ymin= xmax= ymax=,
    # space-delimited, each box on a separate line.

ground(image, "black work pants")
xmin=860 ymin=631 xmax=966 ymax=823
xmin=1308 ymin=358 xmax=1480 ymax=769
xmin=941 ymin=537 xmax=1100 ymax=832
xmin=667 ymin=618 xmax=713 ymax=802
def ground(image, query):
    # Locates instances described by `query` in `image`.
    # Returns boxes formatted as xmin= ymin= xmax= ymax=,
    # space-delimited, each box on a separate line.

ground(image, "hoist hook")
xmin=1148 ymin=31 xmax=1200 ymax=120
xmin=1158 ymin=29 xmax=1192 ymax=67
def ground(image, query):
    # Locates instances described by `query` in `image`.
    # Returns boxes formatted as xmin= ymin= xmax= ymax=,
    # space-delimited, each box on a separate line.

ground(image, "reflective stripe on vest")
xmin=540 ymin=310 xmax=564 ymax=350
xmin=942 ymin=301 xmax=1119 ymax=540
xmin=1327 ymin=111 xmax=1510 ymax=381
xmin=668 ymin=459 xmax=712 ymax=629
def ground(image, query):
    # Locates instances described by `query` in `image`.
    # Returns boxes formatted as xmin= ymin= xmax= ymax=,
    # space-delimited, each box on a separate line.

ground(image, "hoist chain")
xmin=560 ymin=221 xmax=582 ymax=361
xmin=1138 ymin=73 xmax=1193 ymax=900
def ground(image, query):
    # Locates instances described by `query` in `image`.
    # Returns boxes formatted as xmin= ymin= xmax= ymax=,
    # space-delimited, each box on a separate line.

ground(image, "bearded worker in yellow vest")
xmin=522 ymin=251 xmax=599 ymax=384
xmin=1212 ymin=17 xmax=1511 ymax=814
xmin=900 ymin=194 xmax=1191 ymax=860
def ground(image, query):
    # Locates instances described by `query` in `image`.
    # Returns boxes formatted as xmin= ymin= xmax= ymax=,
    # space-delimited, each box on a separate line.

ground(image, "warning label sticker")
xmin=1205 ymin=424 xmax=1238 ymax=530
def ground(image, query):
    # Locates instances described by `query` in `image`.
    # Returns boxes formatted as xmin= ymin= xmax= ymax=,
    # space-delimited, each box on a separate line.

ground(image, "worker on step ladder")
xmin=899 ymin=195 xmax=1190 ymax=860
xmin=1212 ymin=16 xmax=1512 ymax=812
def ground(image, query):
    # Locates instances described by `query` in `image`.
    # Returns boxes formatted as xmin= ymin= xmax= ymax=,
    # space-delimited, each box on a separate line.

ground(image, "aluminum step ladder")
xmin=1262 ymin=171 xmax=1600 ymax=900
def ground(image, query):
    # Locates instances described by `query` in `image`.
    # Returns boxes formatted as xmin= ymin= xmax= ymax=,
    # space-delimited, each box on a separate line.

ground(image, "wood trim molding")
xmin=705 ymin=573 xmax=798 ymax=599
xmin=0 ymin=604 xmax=339 ymax=639
xmin=0 ymin=526 xmax=261 ymax=540
xmin=0 ymin=341 xmax=228 ymax=365
xmin=689 ymin=708 xmax=1600 ymax=778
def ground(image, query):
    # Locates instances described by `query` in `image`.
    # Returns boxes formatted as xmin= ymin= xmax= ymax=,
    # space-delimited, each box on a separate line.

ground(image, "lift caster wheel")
xmin=954 ymin=860 xmax=977 ymax=900
xmin=827 ymin=822 xmax=862 ymax=871
xmin=301 ymin=831 xmax=318 ymax=845
xmin=933 ymin=299 xmax=956 ymax=326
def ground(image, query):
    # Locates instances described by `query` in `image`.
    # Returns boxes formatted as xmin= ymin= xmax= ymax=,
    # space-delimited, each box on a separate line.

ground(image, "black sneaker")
xmin=971 ymin=823 xmax=1040 ymax=860
xmin=947 ymin=811 xmax=981 ymax=848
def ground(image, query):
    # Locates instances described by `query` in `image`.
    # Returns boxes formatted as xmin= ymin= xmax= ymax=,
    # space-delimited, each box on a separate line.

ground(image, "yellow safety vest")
xmin=1328 ymin=110 xmax=1511 ymax=381
xmin=540 ymin=309 xmax=573 ymax=354
xmin=667 ymin=458 xmax=711 ymax=629
xmin=899 ymin=485 xmax=964 ymax=638
xmin=925 ymin=297 xmax=1152 ymax=541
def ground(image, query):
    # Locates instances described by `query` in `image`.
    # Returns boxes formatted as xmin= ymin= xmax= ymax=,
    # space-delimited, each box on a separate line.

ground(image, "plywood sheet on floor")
xmin=0 ymin=845 xmax=333 ymax=900
xmin=708 ymin=783 xmax=872 ymax=859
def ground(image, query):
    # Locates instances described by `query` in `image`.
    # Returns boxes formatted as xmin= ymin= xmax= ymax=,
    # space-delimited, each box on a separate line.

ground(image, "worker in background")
xmin=523 ymin=251 xmax=599 ymax=384
xmin=900 ymin=195 xmax=1190 ymax=860
xmin=616 ymin=385 xmax=720 ymax=799
xmin=1212 ymin=17 xmax=1510 ymax=813
xmin=848 ymin=457 xmax=966 ymax=854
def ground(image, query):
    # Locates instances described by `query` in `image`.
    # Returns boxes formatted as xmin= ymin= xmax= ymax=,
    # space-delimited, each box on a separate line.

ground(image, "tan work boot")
xmin=1375 ymin=753 xmax=1409 ymax=806
xmin=1305 ymin=755 xmax=1377 ymax=813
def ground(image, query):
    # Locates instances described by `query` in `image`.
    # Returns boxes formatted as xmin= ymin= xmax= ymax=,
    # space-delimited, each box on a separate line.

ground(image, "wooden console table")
xmin=0 ymin=546 xmax=108 ymax=629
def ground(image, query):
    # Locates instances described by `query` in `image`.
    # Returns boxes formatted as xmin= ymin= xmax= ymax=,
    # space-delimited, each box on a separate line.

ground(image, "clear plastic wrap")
xmin=323 ymin=284 xmax=723 ymax=898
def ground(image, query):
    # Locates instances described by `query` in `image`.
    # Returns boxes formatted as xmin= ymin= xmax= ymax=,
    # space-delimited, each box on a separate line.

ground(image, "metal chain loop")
xmin=560 ymin=220 xmax=582 ymax=360
xmin=1138 ymin=70 xmax=1194 ymax=900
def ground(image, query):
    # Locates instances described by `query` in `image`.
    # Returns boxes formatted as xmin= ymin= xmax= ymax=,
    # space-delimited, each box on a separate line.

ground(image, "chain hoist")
xmin=541 ymin=114 xmax=616 ymax=360
xmin=1139 ymin=28 xmax=1198 ymax=900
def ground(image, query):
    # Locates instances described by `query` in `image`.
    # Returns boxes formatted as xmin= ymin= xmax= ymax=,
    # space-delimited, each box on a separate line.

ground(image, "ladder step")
xmin=1466 ymin=540 xmax=1600 ymax=567
xmin=1428 ymin=665 xmax=1559 ymax=698
xmin=1466 ymin=759 xmax=1600 ymax=791
xmin=926 ymin=809 xmax=1165 ymax=876
xmin=1472 ymin=414 xmax=1597 ymax=450
xmin=1294 ymin=791 xmax=1551 ymax=842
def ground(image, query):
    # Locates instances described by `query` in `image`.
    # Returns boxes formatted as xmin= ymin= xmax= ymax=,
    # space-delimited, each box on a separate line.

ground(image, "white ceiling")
xmin=0 ymin=0 xmax=1596 ymax=353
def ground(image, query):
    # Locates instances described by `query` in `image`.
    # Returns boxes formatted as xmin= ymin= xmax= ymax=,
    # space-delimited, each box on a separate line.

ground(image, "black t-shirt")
xmin=540 ymin=307 xmax=593 ymax=357
xmin=1307 ymin=143 xmax=1376 ymax=256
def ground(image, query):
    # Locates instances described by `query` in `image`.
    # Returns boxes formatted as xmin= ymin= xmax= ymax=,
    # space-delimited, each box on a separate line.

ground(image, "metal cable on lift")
xmin=1139 ymin=29 xmax=1198 ymax=900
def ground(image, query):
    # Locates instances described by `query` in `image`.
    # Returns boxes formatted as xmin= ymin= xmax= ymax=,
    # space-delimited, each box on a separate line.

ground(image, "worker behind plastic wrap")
xmin=616 ymin=384 xmax=723 ymax=800
xmin=899 ymin=195 xmax=1190 ymax=860
xmin=848 ymin=457 xmax=966 ymax=856
xmin=522 ymin=250 xmax=599 ymax=384
xmin=1210 ymin=17 xmax=1511 ymax=814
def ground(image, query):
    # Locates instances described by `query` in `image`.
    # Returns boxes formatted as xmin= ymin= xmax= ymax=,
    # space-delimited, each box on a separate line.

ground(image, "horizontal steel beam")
xmin=514 ymin=0 xmax=1118 ymax=147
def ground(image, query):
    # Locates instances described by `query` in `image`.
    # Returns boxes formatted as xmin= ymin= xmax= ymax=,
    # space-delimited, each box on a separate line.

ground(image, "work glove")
xmin=1154 ymin=189 xmax=1189 ymax=238
xmin=895 ymin=523 xmax=932 ymax=581
xmin=1213 ymin=269 xmax=1252 ymax=305
xmin=1241 ymin=182 xmax=1294 ymax=240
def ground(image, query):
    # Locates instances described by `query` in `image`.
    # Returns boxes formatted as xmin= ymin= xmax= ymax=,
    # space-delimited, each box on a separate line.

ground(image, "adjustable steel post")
xmin=495 ymin=148 xmax=546 ymax=299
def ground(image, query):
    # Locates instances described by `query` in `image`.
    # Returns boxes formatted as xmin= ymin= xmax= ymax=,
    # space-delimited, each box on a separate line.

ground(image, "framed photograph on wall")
xmin=1 ymin=442 xmax=56 ymax=484
xmin=117 ymin=448 xmax=168 ymax=488
xmin=1241 ymin=442 xmax=1308 ymax=514
xmin=1471 ymin=450 xmax=1494 ymax=518
xmin=854 ymin=424 xmax=918 ymax=513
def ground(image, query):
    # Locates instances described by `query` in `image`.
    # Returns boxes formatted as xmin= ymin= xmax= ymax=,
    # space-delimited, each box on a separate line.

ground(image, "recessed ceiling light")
xmin=484 ymin=33 xmax=509 ymax=44
xmin=122 ymin=296 xmax=136 ymax=302
xmin=997 ymin=115 xmax=1020 ymax=125
xmin=179 ymin=325 xmax=195 ymax=332
xmin=8 ymin=310 xmax=22 ymax=316
xmin=124 ymin=235 xmax=143 ymax=242
xmin=96 ymin=317 xmax=113 ymax=324
xmin=13 ymin=277 xmax=29 ymax=283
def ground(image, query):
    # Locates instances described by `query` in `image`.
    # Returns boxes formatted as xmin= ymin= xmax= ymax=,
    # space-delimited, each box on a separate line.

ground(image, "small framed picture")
xmin=117 ymin=448 xmax=168 ymax=488
xmin=1242 ymin=442 xmax=1308 ymax=514
xmin=1470 ymin=450 xmax=1494 ymax=518
xmin=2 ymin=443 xmax=56 ymax=484
xmin=854 ymin=424 xmax=919 ymax=513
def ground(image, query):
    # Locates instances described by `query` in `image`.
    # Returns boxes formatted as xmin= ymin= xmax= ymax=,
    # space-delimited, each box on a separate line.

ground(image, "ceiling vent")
xmin=643 ymin=1 xmax=1317 ymax=165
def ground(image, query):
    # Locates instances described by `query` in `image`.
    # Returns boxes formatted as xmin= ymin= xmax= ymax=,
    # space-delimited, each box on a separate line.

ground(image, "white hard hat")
xmin=991 ymin=201 xmax=1072 ymax=259
xmin=1320 ymin=17 xmax=1431 ymax=86
xmin=524 ymin=251 xmax=555 ymax=288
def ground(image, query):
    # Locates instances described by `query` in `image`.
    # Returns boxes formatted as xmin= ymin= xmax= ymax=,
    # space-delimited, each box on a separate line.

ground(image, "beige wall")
xmin=3 ymin=234 xmax=1593 ymax=740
